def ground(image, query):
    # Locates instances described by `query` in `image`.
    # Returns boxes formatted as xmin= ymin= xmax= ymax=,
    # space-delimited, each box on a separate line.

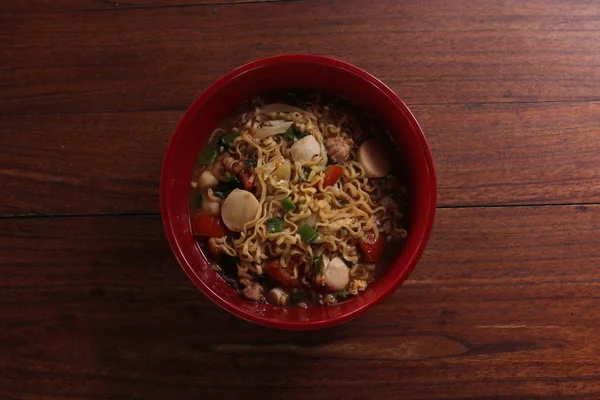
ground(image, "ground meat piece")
xmin=207 ymin=237 xmax=223 ymax=257
xmin=242 ymin=282 xmax=262 ymax=301
xmin=222 ymin=156 xmax=245 ymax=175
xmin=325 ymin=136 xmax=354 ymax=164
xmin=348 ymin=279 xmax=367 ymax=295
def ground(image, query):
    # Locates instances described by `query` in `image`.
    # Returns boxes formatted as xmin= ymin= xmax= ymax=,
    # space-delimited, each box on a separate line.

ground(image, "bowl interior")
xmin=161 ymin=55 xmax=436 ymax=329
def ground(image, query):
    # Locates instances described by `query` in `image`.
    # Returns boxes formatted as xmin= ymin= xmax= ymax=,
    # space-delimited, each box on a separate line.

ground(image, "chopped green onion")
xmin=198 ymin=142 xmax=219 ymax=165
xmin=245 ymin=159 xmax=257 ymax=168
xmin=336 ymin=290 xmax=348 ymax=299
xmin=290 ymin=292 xmax=306 ymax=304
xmin=220 ymin=133 xmax=238 ymax=147
xmin=285 ymin=124 xmax=307 ymax=140
xmin=313 ymin=255 xmax=321 ymax=273
xmin=267 ymin=218 xmax=284 ymax=233
xmin=282 ymin=197 xmax=296 ymax=212
xmin=297 ymin=223 xmax=318 ymax=243
xmin=285 ymin=124 xmax=299 ymax=140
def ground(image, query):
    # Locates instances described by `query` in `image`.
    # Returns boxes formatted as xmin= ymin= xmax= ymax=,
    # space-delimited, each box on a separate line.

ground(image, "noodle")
xmin=190 ymin=92 xmax=408 ymax=307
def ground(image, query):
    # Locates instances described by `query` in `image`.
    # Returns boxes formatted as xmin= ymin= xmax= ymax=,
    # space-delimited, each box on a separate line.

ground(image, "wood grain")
xmin=0 ymin=0 xmax=287 ymax=13
xmin=1 ymin=206 xmax=599 ymax=399
xmin=2 ymin=0 xmax=600 ymax=114
xmin=2 ymin=0 xmax=600 ymax=398
xmin=0 ymin=111 xmax=176 ymax=216
xmin=2 ymin=101 xmax=599 ymax=215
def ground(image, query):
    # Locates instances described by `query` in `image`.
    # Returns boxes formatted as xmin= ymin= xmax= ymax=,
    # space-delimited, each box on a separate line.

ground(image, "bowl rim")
xmin=160 ymin=54 xmax=437 ymax=330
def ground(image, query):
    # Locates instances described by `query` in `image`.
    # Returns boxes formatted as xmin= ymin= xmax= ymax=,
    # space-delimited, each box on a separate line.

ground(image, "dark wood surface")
xmin=1 ymin=1 xmax=599 ymax=399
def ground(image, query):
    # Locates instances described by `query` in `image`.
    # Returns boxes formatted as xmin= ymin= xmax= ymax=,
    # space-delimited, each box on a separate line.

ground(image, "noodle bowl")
xmin=190 ymin=92 xmax=407 ymax=307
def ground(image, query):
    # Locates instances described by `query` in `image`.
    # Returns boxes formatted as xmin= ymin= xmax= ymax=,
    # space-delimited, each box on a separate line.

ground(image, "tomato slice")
xmin=359 ymin=232 xmax=386 ymax=262
xmin=264 ymin=261 xmax=298 ymax=288
xmin=241 ymin=173 xmax=255 ymax=192
xmin=192 ymin=213 xmax=228 ymax=237
xmin=322 ymin=165 xmax=344 ymax=187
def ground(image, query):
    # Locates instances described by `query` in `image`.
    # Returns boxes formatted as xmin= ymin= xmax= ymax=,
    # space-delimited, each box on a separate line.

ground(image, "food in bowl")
xmin=189 ymin=91 xmax=408 ymax=307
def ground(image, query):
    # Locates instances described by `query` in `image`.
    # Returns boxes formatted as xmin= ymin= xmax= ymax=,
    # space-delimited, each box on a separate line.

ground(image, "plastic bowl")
xmin=160 ymin=54 xmax=436 ymax=330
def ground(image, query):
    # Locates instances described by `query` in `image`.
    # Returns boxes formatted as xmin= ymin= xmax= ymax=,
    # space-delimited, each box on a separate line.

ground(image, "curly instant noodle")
xmin=190 ymin=93 xmax=407 ymax=307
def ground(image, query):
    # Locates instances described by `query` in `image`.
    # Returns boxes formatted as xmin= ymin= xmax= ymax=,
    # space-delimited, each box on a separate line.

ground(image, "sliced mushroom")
xmin=221 ymin=189 xmax=260 ymax=232
xmin=323 ymin=256 xmax=350 ymax=291
xmin=266 ymin=287 xmax=289 ymax=306
xmin=290 ymin=135 xmax=321 ymax=165
xmin=198 ymin=170 xmax=219 ymax=189
xmin=357 ymin=139 xmax=391 ymax=178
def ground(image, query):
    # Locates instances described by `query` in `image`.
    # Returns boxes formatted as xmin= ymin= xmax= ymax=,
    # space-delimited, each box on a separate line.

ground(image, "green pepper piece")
xmin=198 ymin=141 xmax=219 ymax=165
xmin=285 ymin=124 xmax=298 ymax=140
xmin=297 ymin=223 xmax=318 ymax=243
xmin=267 ymin=218 xmax=284 ymax=233
xmin=282 ymin=197 xmax=296 ymax=212
xmin=336 ymin=290 xmax=348 ymax=299
xmin=220 ymin=133 xmax=238 ymax=147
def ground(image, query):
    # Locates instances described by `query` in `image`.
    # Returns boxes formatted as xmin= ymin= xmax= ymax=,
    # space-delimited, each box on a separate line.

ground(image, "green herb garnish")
xmin=281 ymin=197 xmax=296 ymax=212
xmin=285 ymin=124 xmax=307 ymax=141
xmin=267 ymin=218 xmax=284 ymax=233
xmin=198 ymin=142 xmax=219 ymax=165
xmin=245 ymin=159 xmax=257 ymax=168
xmin=220 ymin=132 xmax=238 ymax=147
xmin=336 ymin=290 xmax=348 ymax=299
xmin=297 ymin=223 xmax=318 ymax=243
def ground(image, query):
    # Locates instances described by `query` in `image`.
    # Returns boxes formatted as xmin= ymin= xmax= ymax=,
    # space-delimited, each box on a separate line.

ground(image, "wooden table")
xmin=2 ymin=1 xmax=599 ymax=399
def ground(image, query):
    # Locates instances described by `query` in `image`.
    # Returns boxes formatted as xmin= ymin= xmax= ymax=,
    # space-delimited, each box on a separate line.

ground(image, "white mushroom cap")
xmin=291 ymin=135 xmax=321 ymax=165
xmin=198 ymin=170 xmax=219 ymax=189
xmin=323 ymin=256 xmax=350 ymax=291
xmin=266 ymin=287 xmax=289 ymax=306
xmin=221 ymin=189 xmax=260 ymax=232
xmin=357 ymin=139 xmax=391 ymax=178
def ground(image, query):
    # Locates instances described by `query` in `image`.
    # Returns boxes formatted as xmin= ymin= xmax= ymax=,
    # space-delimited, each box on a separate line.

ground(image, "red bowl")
xmin=160 ymin=54 xmax=436 ymax=330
